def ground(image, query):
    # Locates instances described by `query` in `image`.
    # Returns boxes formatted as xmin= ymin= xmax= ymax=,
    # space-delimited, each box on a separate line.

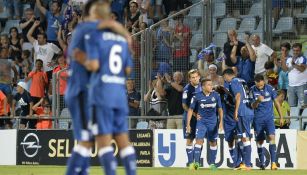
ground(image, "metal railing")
xmin=1 ymin=115 xmax=306 ymax=130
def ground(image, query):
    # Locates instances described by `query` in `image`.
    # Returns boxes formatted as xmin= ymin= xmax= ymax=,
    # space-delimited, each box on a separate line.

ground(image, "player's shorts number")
xmin=109 ymin=44 xmax=123 ymax=74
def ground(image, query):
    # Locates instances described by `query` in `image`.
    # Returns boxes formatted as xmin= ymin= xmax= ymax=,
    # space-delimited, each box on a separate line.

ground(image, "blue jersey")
xmin=229 ymin=78 xmax=254 ymax=117
xmin=250 ymin=84 xmax=277 ymax=119
xmin=66 ymin=21 xmax=99 ymax=97
xmin=190 ymin=91 xmax=222 ymax=125
xmin=236 ymin=57 xmax=255 ymax=87
xmin=85 ymin=30 xmax=133 ymax=108
xmin=223 ymin=81 xmax=236 ymax=123
xmin=182 ymin=83 xmax=201 ymax=119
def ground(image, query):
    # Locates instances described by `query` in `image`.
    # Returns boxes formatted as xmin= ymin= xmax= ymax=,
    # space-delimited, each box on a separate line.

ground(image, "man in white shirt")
xmin=27 ymin=20 xmax=61 ymax=80
xmin=251 ymin=34 xmax=276 ymax=75
xmin=281 ymin=43 xmax=307 ymax=108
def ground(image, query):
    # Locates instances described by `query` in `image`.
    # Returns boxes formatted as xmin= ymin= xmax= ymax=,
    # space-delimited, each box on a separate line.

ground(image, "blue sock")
xmin=243 ymin=141 xmax=252 ymax=167
xmin=193 ymin=144 xmax=202 ymax=164
xmin=66 ymin=145 xmax=90 ymax=175
xmin=186 ymin=145 xmax=194 ymax=164
xmin=269 ymin=144 xmax=277 ymax=163
xmin=257 ymin=144 xmax=264 ymax=166
xmin=209 ymin=146 xmax=217 ymax=165
xmin=98 ymin=146 xmax=116 ymax=175
xmin=120 ymin=146 xmax=136 ymax=175
xmin=236 ymin=141 xmax=244 ymax=166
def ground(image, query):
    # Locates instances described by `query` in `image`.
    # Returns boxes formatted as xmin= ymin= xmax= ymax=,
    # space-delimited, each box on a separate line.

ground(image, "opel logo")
xmin=20 ymin=133 xmax=42 ymax=158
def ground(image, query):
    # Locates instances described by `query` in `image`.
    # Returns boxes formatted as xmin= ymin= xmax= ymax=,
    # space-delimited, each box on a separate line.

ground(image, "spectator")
xmin=274 ymin=90 xmax=290 ymax=129
xmin=111 ymin=0 xmax=129 ymax=23
xmin=172 ymin=14 xmax=191 ymax=72
xmin=0 ymin=90 xmax=11 ymax=129
xmin=127 ymin=78 xmax=141 ymax=116
xmin=275 ymin=42 xmax=290 ymax=95
xmin=0 ymin=34 xmax=10 ymax=50
xmin=25 ymin=59 xmax=48 ymax=105
xmin=53 ymin=54 xmax=68 ymax=113
xmin=19 ymin=8 xmax=42 ymax=51
xmin=162 ymin=72 xmax=184 ymax=129
xmin=32 ymin=97 xmax=52 ymax=129
xmin=251 ymin=34 xmax=277 ymax=75
xmin=154 ymin=20 xmax=172 ymax=63
xmin=223 ymin=29 xmax=245 ymax=68
xmin=144 ymin=75 xmax=168 ymax=129
xmin=205 ymin=64 xmax=224 ymax=87
xmin=57 ymin=26 xmax=72 ymax=52
xmin=3 ymin=0 xmax=21 ymax=19
xmin=230 ymin=34 xmax=256 ymax=87
xmin=20 ymin=50 xmax=32 ymax=79
xmin=35 ymin=0 xmax=64 ymax=43
xmin=0 ymin=48 xmax=18 ymax=94
xmin=11 ymin=82 xmax=34 ymax=129
xmin=139 ymin=22 xmax=147 ymax=31
xmin=126 ymin=0 xmax=140 ymax=33
xmin=264 ymin=61 xmax=278 ymax=89
xmin=281 ymin=43 xmax=307 ymax=108
xmin=9 ymin=27 xmax=23 ymax=61
xmin=197 ymin=46 xmax=222 ymax=77
xmin=27 ymin=20 xmax=61 ymax=81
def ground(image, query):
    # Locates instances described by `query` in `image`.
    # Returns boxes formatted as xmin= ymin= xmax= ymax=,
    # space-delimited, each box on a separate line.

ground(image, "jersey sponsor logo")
xmin=200 ymin=103 xmax=216 ymax=108
xmin=101 ymin=74 xmax=125 ymax=84
xmin=20 ymin=133 xmax=42 ymax=158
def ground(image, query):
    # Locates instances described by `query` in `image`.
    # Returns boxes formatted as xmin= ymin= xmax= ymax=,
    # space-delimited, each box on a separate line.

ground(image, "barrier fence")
xmin=1 ymin=128 xmax=307 ymax=169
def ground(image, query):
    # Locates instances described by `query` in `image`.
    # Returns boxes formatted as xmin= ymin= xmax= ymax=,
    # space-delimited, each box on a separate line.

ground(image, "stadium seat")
xmin=187 ymin=4 xmax=203 ymax=18
xmin=254 ymin=19 xmax=263 ymax=32
xmin=214 ymin=18 xmax=238 ymax=34
xmin=183 ymin=17 xmax=199 ymax=32
xmin=213 ymin=3 xmax=226 ymax=18
xmin=237 ymin=32 xmax=246 ymax=42
xmin=272 ymin=17 xmax=295 ymax=35
xmin=296 ymin=6 xmax=307 ymax=19
xmin=212 ymin=32 xmax=228 ymax=48
xmin=190 ymin=33 xmax=203 ymax=49
xmin=59 ymin=108 xmax=71 ymax=129
xmin=136 ymin=121 xmax=148 ymax=129
xmin=2 ymin=20 xmax=22 ymax=34
xmin=241 ymin=3 xmax=263 ymax=18
xmin=238 ymin=17 xmax=256 ymax=32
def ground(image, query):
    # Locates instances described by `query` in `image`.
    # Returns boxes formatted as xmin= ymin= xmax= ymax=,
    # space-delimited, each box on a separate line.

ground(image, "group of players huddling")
xmin=65 ymin=0 xmax=136 ymax=175
xmin=64 ymin=0 xmax=284 ymax=174
xmin=183 ymin=67 xmax=283 ymax=171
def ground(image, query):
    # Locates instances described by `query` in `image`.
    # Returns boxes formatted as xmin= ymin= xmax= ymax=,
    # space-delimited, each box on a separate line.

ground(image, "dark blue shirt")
xmin=250 ymin=84 xmax=277 ymax=120
xmin=128 ymin=90 xmax=141 ymax=116
xmin=190 ymin=91 xmax=222 ymax=125
xmin=182 ymin=83 xmax=201 ymax=119
xmin=229 ymin=78 xmax=254 ymax=117
xmin=66 ymin=21 xmax=99 ymax=97
xmin=223 ymin=81 xmax=236 ymax=123
xmin=235 ymin=56 xmax=255 ymax=87
xmin=85 ymin=31 xmax=133 ymax=108
xmin=14 ymin=91 xmax=32 ymax=116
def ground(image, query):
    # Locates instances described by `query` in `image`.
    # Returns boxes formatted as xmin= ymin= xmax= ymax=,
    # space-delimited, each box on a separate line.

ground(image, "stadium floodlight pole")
xmin=149 ymin=0 xmax=207 ymax=30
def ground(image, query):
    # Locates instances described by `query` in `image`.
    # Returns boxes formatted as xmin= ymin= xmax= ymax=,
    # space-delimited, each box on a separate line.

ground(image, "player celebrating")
xmin=222 ymin=68 xmax=254 ymax=170
xmin=250 ymin=74 xmax=283 ymax=170
xmin=65 ymin=0 xmax=131 ymax=175
xmin=215 ymin=84 xmax=243 ymax=169
xmin=186 ymin=79 xmax=223 ymax=170
xmin=84 ymin=2 xmax=136 ymax=175
xmin=182 ymin=69 xmax=201 ymax=168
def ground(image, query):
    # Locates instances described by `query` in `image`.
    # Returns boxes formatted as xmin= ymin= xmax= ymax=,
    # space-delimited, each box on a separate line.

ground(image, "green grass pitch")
xmin=0 ymin=166 xmax=307 ymax=175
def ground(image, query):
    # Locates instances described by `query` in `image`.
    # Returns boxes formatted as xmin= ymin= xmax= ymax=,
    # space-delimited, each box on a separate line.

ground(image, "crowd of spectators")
xmin=0 ymin=0 xmax=306 ymax=130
